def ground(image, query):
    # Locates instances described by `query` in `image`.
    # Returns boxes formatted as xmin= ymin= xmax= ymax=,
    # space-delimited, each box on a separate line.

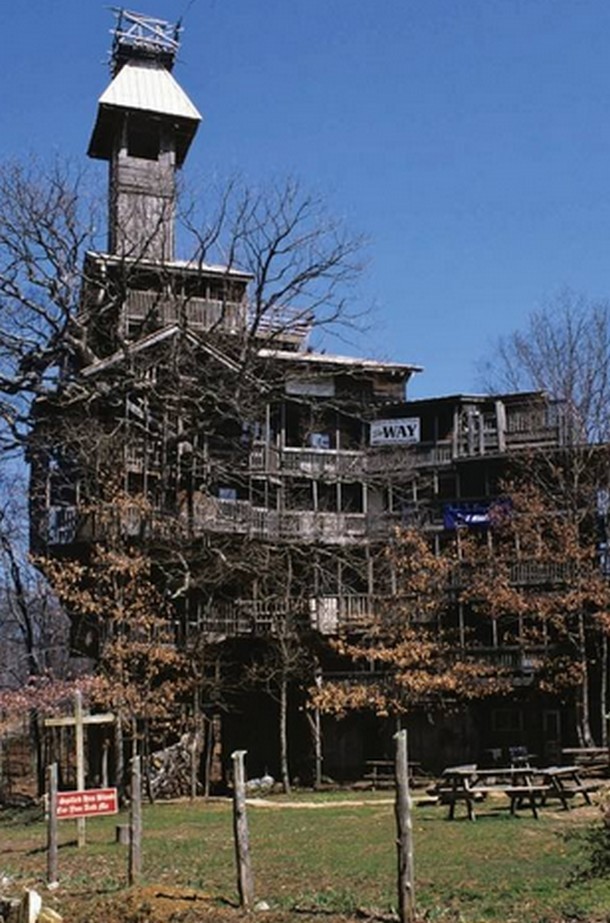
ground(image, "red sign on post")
xmin=56 ymin=788 xmax=118 ymax=819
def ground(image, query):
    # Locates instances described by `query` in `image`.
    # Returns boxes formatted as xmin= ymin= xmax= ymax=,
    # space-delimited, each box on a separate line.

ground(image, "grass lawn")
xmin=1 ymin=791 xmax=610 ymax=922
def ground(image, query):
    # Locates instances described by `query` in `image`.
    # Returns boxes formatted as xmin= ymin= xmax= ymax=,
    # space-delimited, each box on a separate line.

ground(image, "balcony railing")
xmin=250 ymin=305 xmax=313 ymax=346
xmin=189 ymin=497 xmax=367 ymax=543
xmin=280 ymin=447 xmax=363 ymax=477
xmin=123 ymin=291 xmax=246 ymax=334
xmin=185 ymin=594 xmax=442 ymax=638
xmin=46 ymin=505 xmax=78 ymax=545
xmin=249 ymin=445 xmax=363 ymax=478
xmin=185 ymin=598 xmax=309 ymax=640
xmin=185 ymin=595 xmax=379 ymax=638
xmin=448 ymin=560 xmax=575 ymax=589
xmin=44 ymin=500 xmax=367 ymax=546
xmin=320 ymin=646 xmax=546 ymax=686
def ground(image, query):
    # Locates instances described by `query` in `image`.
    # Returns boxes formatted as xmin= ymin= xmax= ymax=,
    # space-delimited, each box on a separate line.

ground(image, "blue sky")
xmin=3 ymin=1 xmax=610 ymax=398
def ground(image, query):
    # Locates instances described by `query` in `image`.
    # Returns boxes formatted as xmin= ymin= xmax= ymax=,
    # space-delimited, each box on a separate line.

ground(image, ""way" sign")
xmin=370 ymin=418 xmax=420 ymax=446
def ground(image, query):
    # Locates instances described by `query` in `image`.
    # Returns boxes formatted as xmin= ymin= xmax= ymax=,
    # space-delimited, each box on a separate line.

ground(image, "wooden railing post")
xmin=47 ymin=762 xmax=59 ymax=886
xmin=74 ymin=690 xmax=86 ymax=848
xmin=129 ymin=755 xmax=142 ymax=886
xmin=231 ymin=749 xmax=254 ymax=908
xmin=394 ymin=729 xmax=415 ymax=923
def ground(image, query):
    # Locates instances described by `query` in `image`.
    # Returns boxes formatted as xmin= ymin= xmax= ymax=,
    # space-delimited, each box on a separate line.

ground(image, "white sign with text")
xmin=370 ymin=418 xmax=421 ymax=446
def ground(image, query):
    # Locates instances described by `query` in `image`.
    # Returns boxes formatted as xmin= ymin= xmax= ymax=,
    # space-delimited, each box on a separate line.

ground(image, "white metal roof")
xmin=406 ymin=390 xmax=550 ymax=404
xmin=257 ymin=347 xmax=422 ymax=376
xmin=98 ymin=61 xmax=201 ymax=122
xmin=85 ymin=250 xmax=252 ymax=281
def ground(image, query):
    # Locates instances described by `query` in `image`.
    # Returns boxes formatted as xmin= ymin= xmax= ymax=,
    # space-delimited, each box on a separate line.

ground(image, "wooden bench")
xmin=502 ymin=785 xmax=551 ymax=819
xmin=433 ymin=766 xmax=480 ymax=820
xmin=363 ymin=760 xmax=394 ymax=788
xmin=561 ymin=749 xmax=610 ymax=776
xmin=436 ymin=786 xmax=483 ymax=821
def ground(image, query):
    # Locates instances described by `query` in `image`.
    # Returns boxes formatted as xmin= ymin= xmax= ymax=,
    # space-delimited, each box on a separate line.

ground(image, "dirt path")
xmin=245 ymin=796 xmax=395 ymax=808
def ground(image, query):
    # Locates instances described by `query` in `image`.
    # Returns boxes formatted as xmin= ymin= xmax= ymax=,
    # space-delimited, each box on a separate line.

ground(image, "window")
xmin=285 ymin=480 xmax=313 ymax=511
xmin=309 ymin=432 xmax=331 ymax=450
xmin=341 ymin=483 xmax=363 ymax=513
xmin=127 ymin=117 xmax=161 ymax=161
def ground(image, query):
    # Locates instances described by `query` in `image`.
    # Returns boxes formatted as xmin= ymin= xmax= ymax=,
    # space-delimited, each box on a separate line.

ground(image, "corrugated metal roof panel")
xmin=99 ymin=61 xmax=201 ymax=122
xmin=85 ymin=251 xmax=252 ymax=280
xmin=257 ymin=348 xmax=422 ymax=375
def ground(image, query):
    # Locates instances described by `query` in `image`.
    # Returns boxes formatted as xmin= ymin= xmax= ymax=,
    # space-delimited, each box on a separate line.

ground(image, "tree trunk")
xmin=279 ymin=672 xmax=290 ymax=794
xmin=143 ymin=720 xmax=155 ymax=804
xmin=204 ymin=717 xmax=213 ymax=799
xmin=601 ymin=633 xmax=608 ymax=748
xmin=231 ymin=749 xmax=254 ymax=908
xmin=305 ymin=707 xmax=323 ymax=788
xmin=394 ymin=729 xmax=415 ymax=923
xmin=30 ymin=710 xmax=45 ymax=797
xmin=115 ymin=715 xmax=126 ymax=804
xmin=576 ymin=611 xmax=596 ymax=747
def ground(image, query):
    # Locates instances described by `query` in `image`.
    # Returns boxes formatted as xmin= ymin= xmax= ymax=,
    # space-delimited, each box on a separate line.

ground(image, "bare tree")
xmin=181 ymin=175 xmax=367 ymax=350
xmin=0 ymin=159 xmax=100 ymax=453
xmin=0 ymin=471 xmax=69 ymax=688
xmin=481 ymin=289 xmax=610 ymax=745
xmin=481 ymin=288 xmax=610 ymax=443
xmin=0 ymin=160 xmax=367 ymax=457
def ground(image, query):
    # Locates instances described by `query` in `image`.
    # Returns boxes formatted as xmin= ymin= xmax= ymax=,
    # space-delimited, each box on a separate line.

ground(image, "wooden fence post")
xmin=394 ymin=729 xmax=415 ymax=923
xmin=47 ymin=762 xmax=59 ymax=886
xmin=74 ymin=691 xmax=86 ymax=848
xmin=231 ymin=749 xmax=254 ymax=908
xmin=128 ymin=755 xmax=142 ymax=886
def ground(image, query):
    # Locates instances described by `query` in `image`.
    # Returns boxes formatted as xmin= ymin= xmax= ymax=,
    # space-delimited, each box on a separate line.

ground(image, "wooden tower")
xmin=87 ymin=11 xmax=201 ymax=261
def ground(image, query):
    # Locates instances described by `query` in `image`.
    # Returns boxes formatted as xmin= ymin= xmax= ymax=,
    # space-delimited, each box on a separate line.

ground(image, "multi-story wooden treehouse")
xmin=29 ymin=12 xmax=579 ymax=779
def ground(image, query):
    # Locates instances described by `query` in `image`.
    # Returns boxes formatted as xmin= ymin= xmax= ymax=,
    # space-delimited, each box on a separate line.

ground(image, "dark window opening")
xmin=341 ymin=482 xmax=363 ymax=513
xmin=318 ymin=482 xmax=338 ymax=512
xmin=251 ymin=481 xmax=267 ymax=508
xmin=437 ymin=471 xmax=457 ymax=501
xmin=338 ymin=413 xmax=362 ymax=449
xmin=127 ymin=119 xmax=161 ymax=161
xmin=285 ymin=480 xmax=313 ymax=511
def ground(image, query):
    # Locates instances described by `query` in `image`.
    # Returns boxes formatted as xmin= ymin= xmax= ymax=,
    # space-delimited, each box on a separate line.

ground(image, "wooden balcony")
xmin=46 ymin=505 xmax=79 ymax=545
xmin=123 ymin=291 xmax=246 ymax=334
xmin=44 ymin=500 xmax=368 ymax=546
xmin=448 ymin=560 xmax=575 ymax=589
xmin=320 ymin=645 xmax=545 ymax=686
xmin=505 ymin=408 xmax=563 ymax=450
xmin=280 ymin=447 xmax=362 ymax=478
xmin=459 ymin=645 xmax=546 ymax=681
xmin=250 ymin=304 xmax=313 ymax=347
xmin=184 ymin=594 xmax=375 ymax=639
xmin=189 ymin=497 xmax=367 ymax=544
xmin=185 ymin=594 xmax=441 ymax=639
xmin=184 ymin=598 xmax=309 ymax=640
xmin=249 ymin=445 xmax=363 ymax=478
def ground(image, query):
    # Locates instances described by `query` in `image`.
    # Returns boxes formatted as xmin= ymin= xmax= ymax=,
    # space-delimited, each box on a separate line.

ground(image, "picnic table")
xmin=433 ymin=763 xmax=593 ymax=821
xmin=561 ymin=747 xmax=610 ymax=774
xmin=540 ymin=765 xmax=594 ymax=809
xmin=364 ymin=759 xmax=422 ymax=788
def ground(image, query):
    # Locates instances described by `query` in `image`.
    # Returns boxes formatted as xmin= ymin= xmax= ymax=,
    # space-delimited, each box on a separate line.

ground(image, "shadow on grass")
xmin=27 ymin=838 xmax=77 ymax=854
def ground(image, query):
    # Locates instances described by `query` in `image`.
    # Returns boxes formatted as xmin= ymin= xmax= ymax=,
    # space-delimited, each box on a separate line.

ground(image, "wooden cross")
xmin=44 ymin=690 xmax=115 ymax=847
